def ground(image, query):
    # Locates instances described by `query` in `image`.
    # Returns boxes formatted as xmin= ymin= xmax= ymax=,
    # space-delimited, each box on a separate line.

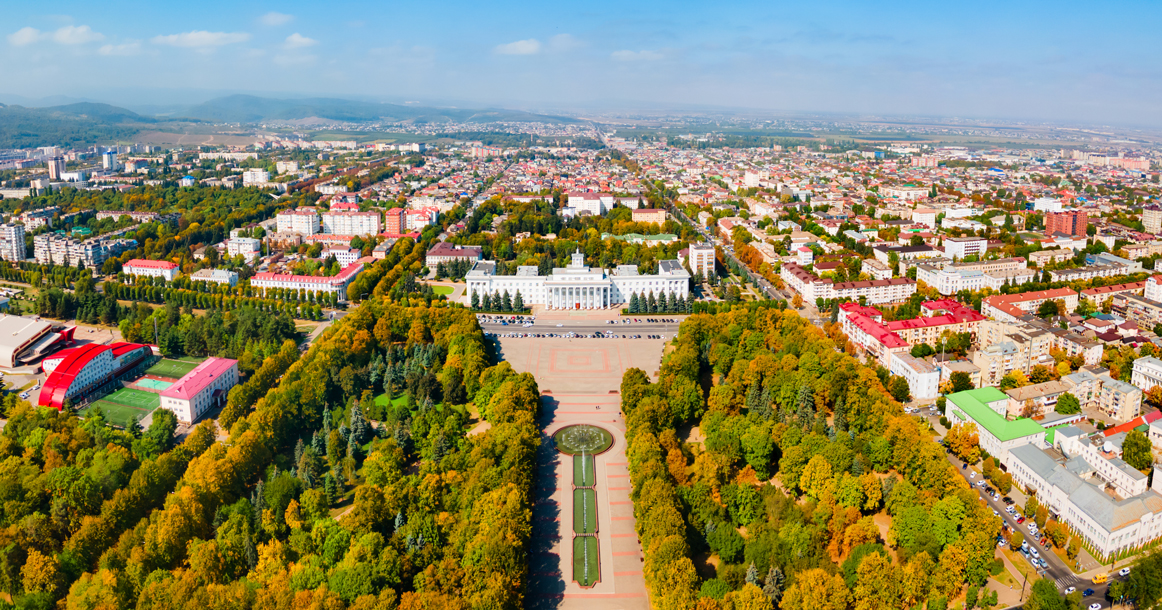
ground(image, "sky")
xmin=3 ymin=0 xmax=1162 ymax=126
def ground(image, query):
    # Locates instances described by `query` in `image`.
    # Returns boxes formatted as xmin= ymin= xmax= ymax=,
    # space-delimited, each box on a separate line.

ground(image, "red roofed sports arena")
xmin=38 ymin=342 xmax=156 ymax=410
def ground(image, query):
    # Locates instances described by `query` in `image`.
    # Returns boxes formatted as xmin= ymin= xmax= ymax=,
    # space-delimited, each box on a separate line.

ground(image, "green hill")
xmin=0 ymin=103 xmax=154 ymax=149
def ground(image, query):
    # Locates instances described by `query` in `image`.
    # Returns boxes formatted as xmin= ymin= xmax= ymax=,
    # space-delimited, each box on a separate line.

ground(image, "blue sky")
xmin=3 ymin=1 xmax=1161 ymax=125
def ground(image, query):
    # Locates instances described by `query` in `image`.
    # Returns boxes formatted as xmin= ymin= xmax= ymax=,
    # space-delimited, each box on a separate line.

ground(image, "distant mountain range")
xmin=0 ymin=95 xmax=580 ymax=148
xmin=174 ymin=94 xmax=578 ymax=124
xmin=0 ymin=102 xmax=157 ymax=149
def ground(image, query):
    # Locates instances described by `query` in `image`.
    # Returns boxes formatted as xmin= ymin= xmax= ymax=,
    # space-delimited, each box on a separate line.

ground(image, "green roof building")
xmin=947 ymin=387 xmax=1047 ymax=466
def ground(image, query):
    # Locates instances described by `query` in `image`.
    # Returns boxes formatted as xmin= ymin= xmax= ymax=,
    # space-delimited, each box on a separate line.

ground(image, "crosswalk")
xmin=1055 ymin=574 xmax=1081 ymax=590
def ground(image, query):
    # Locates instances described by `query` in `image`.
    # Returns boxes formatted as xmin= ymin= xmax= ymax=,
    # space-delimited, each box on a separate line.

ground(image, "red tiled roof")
xmin=38 ymin=343 xmax=107 ymax=410
xmin=124 ymin=259 xmax=178 ymax=270
xmin=1102 ymin=411 xmax=1162 ymax=437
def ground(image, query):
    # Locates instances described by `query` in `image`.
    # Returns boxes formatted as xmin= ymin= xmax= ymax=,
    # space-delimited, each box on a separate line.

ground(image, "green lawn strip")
xmin=431 ymin=285 xmax=454 ymax=296
xmin=573 ymin=537 xmax=600 ymax=587
xmin=573 ymin=454 xmax=595 ymax=487
xmin=573 ymin=488 xmax=596 ymax=534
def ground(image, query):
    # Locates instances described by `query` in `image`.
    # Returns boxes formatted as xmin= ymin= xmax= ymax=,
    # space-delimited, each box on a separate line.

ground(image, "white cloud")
xmin=548 ymin=33 xmax=582 ymax=52
xmin=98 ymin=42 xmax=141 ymax=56
xmin=52 ymin=25 xmax=104 ymax=44
xmin=285 ymin=33 xmax=317 ymax=48
xmin=152 ymin=31 xmax=251 ymax=48
xmin=611 ymin=49 xmax=664 ymax=61
xmin=260 ymin=12 xmax=294 ymax=26
xmin=494 ymin=39 xmax=541 ymax=55
xmin=7 ymin=27 xmax=42 ymax=46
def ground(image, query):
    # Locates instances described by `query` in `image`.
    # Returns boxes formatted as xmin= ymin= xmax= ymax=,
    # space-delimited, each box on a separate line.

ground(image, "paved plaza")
xmin=496 ymin=313 xmax=665 ymax=610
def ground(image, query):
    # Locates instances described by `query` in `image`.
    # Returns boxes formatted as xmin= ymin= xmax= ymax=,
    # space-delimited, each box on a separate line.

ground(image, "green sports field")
xmin=146 ymin=359 xmax=201 ymax=379
xmin=573 ymin=537 xmax=600 ymax=587
xmin=80 ymin=388 xmax=161 ymax=428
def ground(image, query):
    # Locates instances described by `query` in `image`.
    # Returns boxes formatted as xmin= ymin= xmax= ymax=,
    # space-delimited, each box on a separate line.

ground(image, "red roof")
xmin=848 ymin=313 xmax=909 ymax=349
xmin=1102 ymin=411 xmax=1162 ymax=437
xmin=38 ymin=343 xmax=108 ymax=410
xmin=124 ymin=259 xmax=178 ymax=270
xmin=160 ymin=357 xmax=237 ymax=401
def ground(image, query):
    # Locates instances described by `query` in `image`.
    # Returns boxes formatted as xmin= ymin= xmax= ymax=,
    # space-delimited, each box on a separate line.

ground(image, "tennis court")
xmin=146 ymin=359 xmax=200 ymax=379
xmin=136 ymin=378 xmax=173 ymax=391
xmin=80 ymin=388 xmax=160 ymax=428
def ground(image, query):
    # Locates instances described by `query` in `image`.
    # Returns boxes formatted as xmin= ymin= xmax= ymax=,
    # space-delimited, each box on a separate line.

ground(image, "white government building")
xmin=465 ymin=250 xmax=690 ymax=310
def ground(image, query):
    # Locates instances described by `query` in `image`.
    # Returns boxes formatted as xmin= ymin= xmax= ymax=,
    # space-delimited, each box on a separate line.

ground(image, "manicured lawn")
xmin=374 ymin=393 xmax=410 ymax=409
xmin=573 ymin=537 xmax=600 ymax=587
xmin=573 ymin=454 xmax=595 ymax=487
xmin=573 ymin=489 xmax=597 ymax=535
xmin=431 ymin=286 xmax=454 ymax=296
xmin=80 ymin=388 xmax=161 ymax=428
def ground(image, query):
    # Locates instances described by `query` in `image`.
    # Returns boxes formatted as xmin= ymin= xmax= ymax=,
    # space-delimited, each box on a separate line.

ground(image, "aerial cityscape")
xmin=2 ymin=2 xmax=1162 ymax=610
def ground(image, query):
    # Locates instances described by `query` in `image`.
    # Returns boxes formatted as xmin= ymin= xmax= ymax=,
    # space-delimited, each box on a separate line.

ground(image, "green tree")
xmin=1055 ymin=393 xmax=1080 ymax=415
xmin=1123 ymin=429 xmax=1153 ymax=471
xmin=950 ymin=371 xmax=974 ymax=392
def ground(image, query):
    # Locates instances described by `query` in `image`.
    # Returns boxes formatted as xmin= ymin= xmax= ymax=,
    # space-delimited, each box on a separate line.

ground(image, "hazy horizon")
xmin=4 ymin=0 xmax=1162 ymax=127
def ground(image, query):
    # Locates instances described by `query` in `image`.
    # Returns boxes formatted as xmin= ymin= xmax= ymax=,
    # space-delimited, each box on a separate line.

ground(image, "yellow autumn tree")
xmin=22 ymin=548 xmax=59 ymax=594
xmin=781 ymin=568 xmax=849 ymax=610
xmin=800 ymin=455 xmax=834 ymax=499
xmin=945 ymin=423 xmax=980 ymax=464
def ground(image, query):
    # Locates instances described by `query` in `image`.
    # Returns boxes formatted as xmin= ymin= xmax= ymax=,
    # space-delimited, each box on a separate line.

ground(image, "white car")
xmin=969 ymin=472 xmax=976 ymax=479
xmin=1065 ymin=587 xmax=1075 ymax=595
xmin=1119 ymin=567 xmax=1131 ymax=576
xmin=1089 ymin=604 xmax=1102 ymax=610
xmin=1031 ymin=549 xmax=1040 ymax=559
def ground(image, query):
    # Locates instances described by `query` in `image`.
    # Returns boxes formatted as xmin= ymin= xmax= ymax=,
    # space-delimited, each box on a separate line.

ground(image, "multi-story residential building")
xmin=323 ymin=246 xmax=360 ymax=267
xmin=1098 ymin=376 xmax=1142 ymax=423
xmin=190 ymin=268 xmax=239 ymax=287
xmin=123 ymin=259 xmax=180 ymax=281
xmin=384 ymin=207 xmax=407 ymax=235
xmin=1082 ymin=282 xmax=1146 ymax=306
xmin=242 ymin=168 xmax=270 ymax=186
xmin=425 ymin=243 xmax=484 ymax=268
xmin=688 ymin=243 xmax=715 ymax=278
xmin=973 ymin=320 xmax=1056 ymax=387
xmin=226 ymin=237 xmax=261 ymax=262
xmin=321 ymin=211 xmax=381 ymax=236
xmin=1146 ymin=275 xmax=1162 ymax=302
xmin=889 ymin=353 xmax=940 ymax=400
xmin=0 ymin=224 xmax=25 ymax=262
xmin=33 ymin=233 xmax=133 ymax=269
xmin=1048 ymin=264 xmax=1124 ymax=283
xmin=1045 ymin=210 xmax=1088 ymax=237
xmin=1028 ymin=248 xmax=1076 ymax=267
xmin=275 ymin=160 xmax=299 ymax=174
xmin=781 ymin=263 xmax=916 ymax=305
xmin=912 ymin=208 xmax=938 ymax=227
xmin=632 ymin=209 xmax=668 ymax=225
xmin=1112 ymin=294 xmax=1162 ymax=331
xmin=276 ymin=209 xmax=321 ymax=235
xmin=1005 ymin=380 xmax=1072 ymax=418
xmin=565 ymin=192 xmax=614 ymax=216
xmin=943 ymin=236 xmax=988 ymax=260
xmin=981 ymin=288 xmax=1079 ymax=322
xmin=47 ymin=156 xmax=65 ymax=180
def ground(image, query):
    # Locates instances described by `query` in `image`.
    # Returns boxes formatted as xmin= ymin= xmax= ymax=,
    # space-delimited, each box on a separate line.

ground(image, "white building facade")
xmin=465 ymin=251 xmax=690 ymax=310
xmin=322 ymin=211 xmax=381 ymax=236
xmin=276 ymin=210 xmax=321 ymax=235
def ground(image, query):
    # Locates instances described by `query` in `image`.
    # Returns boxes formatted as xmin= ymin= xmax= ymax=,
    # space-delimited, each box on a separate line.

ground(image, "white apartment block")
xmin=944 ymin=236 xmax=987 ymax=260
xmin=323 ymin=247 xmax=360 ymax=267
xmin=1145 ymin=276 xmax=1162 ymax=303
xmin=276 ymin=161 xmax=300 ymax=174
xmin=0 ymin=224 xmax=25 ymax=262
xmin=566 ymin=192 xmax=614 ymax=216
xmin=321 ymin=211 xmax=381 ymax=236
xmin=889 ymin=353 xmax=940 ymax=400
xmin=688 ymin=243 xmax=715 ymax=278
xmin=912 ymin=208 xmax=938 ymax=228
xmin=276 ymin=210 xmax=321 ymax=235
xmin=242 ymin=169 xmax=270 ymax=186
xmin=781 ymin=263 xmax=916 ymax=305
xmin=226 ymin=237 xmax=261 ymax=262
xmin=190 ymin=268 xmax=239 ymax=286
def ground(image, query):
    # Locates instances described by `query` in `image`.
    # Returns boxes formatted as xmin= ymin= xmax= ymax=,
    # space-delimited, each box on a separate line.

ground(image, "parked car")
xmin=1003 ymin=497 xmax=1014 ymax=505
xmin=1119 ymin=567 xmax=1131 ymax=577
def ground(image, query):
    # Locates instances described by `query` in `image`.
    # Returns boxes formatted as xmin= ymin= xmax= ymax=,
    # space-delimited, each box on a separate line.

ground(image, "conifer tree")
xmin=513 ymin=290 xmax=524 ymax=311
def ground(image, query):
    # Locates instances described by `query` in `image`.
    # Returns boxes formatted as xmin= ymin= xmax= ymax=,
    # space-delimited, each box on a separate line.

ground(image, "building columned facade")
xmin=465 ymin=251 xmax=690 ymax=310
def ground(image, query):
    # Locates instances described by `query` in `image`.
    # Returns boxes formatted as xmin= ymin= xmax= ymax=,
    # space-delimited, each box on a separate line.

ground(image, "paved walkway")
xmin=527 ymin=393 xmax=649 ymax=610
